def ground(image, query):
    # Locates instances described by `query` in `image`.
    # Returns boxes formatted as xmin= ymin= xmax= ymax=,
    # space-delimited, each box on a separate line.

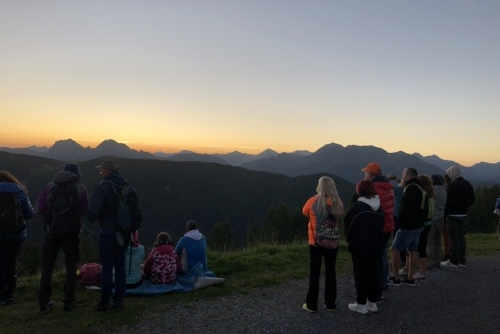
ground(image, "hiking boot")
xmin=441 ymin=260 xmax=458 ymax=267
xmin=413 ymin=273 xmax=427 ymax=280
xmin=366 ymin=301 xmax=379 ymax=313
xmin=93 ymin=302 xmax=110 ymax=311
xmin=348 ymin=302 xmax=368 ymax=314
xmin=40 ymin=301 xmax=55 ymax=314
xmin=387 ymin=276 xmax=401 ymax=286
xmin=398 ymin=268 xmax=408 ymax=276
xmin=302 ymin=303 xmax=317 ymax=313
xmin=402 ymin=278 xmax=416 ymax=287
xmin=63 ymin=300 xmax=77 ymax=312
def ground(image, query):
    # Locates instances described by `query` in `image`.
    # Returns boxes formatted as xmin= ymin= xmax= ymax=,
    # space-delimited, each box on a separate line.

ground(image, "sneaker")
xmin=93 ymin=302 xmax=110 ymax=311
xmin=398 ymin=268 xmax=408 ymax=276
xmin=413 ymin=273 xmax=427 ymax=280
xmin=402 ymin=278 xmax=416 ymax=287
xmin=366 ymin=302 xmax=379 ymax=313
xmin=63 ymin=300 xmax=77 ymax=312
xmin=459 ymin=263 xmax=467 ymax=267
xmin=348 ymin=302 xmax=368 ymax=315
xmin=324 ymin=304 xmax=336 ymax=312
xmin=302 ymin=303 xmax=316 ymax=313
xmin=441 ymin=260 xmax=458 ymax=267
xmin=40 ymin=301 xmax=55 ymax=314
xmin=387 ymin=276 xmax=401 ymax=286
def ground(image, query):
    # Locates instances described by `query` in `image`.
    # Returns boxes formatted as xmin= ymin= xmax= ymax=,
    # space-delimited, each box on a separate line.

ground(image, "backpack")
xmin=106 ymin=181 xmax=143 ymax=233
xmin=77 ymin=263 xmax=102 ymax=286
xmin=0 ymin=193 xmax=24 ymax=235
xmin=404 ymin=183 xmax=435 ymax=222
xmin=45 ymin=181 xmax=79 ymax=234
xmin=313 ymin=209 xmax=341 ymax=249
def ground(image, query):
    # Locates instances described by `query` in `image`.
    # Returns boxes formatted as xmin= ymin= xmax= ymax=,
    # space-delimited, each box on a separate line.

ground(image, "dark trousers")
xmin=39 ymin=233 xmax=80 ymax=306
xmin=377 ymin=232 xmax=391 ymax=297
xmin=352 ymin=254 xmax=379 ymax=304
xmin=0 ymin=238 xmax=22 ymax=301
xmin=305 ymin=245 xmax=338 ymax=311
xmin=447 ymin=216 xmax=467 ymax=265
xmin=99 ymin=229 xmax=127 ymax=306
xmin=417 ymin=225 xmax=432 ymax=257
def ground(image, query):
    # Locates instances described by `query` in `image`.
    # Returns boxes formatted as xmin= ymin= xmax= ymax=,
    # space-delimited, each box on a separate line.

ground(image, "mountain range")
xmin=1 ymin=138 xmax=499 ymax=186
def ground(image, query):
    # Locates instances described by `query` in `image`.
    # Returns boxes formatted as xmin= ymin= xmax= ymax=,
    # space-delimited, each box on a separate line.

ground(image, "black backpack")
xmin=102 ymin=181 xmax=143 ymax=234
xmin=0 ymin=193 xmax=25 ymax=235
xmin=45 ymin=181 xmax=80 ymax=234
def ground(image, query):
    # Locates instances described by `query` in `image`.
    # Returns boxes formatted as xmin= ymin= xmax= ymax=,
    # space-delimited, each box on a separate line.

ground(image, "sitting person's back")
xmin=125 ymin=231 xmax=145 ymax=288
xmin=143 ymin=232 xmax=181 ymax=284
xmin=175 ymin=220 xmax=207 ymax=273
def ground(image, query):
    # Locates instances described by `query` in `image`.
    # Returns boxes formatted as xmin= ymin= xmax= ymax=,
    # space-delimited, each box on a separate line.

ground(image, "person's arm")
xmin=18 ymin=189 xmax=34 ymax=219
xmin=302 ymin=196 xmax=316 ymax=217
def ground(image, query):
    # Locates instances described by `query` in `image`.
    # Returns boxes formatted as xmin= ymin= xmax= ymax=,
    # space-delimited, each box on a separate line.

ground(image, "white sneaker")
xmin=441 ymin=260 xmax=458 ymax=267
xmin=348 ymin=302 xmax=368 ymax=314
xmin=413 ymin=272 xmax=427 ymax=280
xmin=366 ymin=302 xmax=378 ymax=313
xmin=398 ymin=268 xmax=408 ymax=276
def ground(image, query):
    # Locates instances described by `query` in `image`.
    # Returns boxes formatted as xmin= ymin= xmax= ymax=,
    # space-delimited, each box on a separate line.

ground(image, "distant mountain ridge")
xmin=1 ymin=138 xmax=499 ymax=186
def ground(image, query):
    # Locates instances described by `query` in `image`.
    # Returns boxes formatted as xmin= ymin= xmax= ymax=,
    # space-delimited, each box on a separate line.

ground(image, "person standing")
xmin=360 ymin=162 xmax=394 ymax=300
xmin=344 ymin=180 xmax=385 ymax=314
xmin=441 ymin=165 xmax=475 ymax=267
xmin=302 ymin=176 xmax=344 ymax=312
xmin=87 ymin=160 xmax=131 ymax=311
xmin=175 ymin=220 xmax=207 ymax=273
xmin=0 ymin=171 xmax=34 ymax=306
xmin=387 ymin=167 xmax=424 ymax=287
xmin=427 ymin=175 xmax=447 ymax=268
xmin=36 ymin=163 xmax=89 ymax=313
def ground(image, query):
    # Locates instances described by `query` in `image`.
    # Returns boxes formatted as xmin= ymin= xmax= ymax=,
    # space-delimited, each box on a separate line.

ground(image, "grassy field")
xmin=2 ymin=233 xmax=499 ymax=334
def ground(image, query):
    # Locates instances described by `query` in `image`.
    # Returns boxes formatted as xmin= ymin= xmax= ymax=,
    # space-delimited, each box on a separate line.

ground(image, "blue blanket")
xmin=124 ymin=263 xmax=225 ymax=296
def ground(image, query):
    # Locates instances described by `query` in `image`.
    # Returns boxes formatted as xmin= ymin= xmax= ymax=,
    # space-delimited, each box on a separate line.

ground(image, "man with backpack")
xmin=36 ymin=163 xmax=89 ymax=313
xmin=87 ymin=160 xmax=138 ymax=311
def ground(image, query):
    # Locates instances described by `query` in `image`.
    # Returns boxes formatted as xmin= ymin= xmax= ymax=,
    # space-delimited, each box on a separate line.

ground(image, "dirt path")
xmin=112 ymin=252 xmax=500 ymax=334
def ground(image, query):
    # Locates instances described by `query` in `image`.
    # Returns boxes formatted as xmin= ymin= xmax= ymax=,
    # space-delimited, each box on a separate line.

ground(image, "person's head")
xmin=186 ymin=220 xmax=198 ymax=232
xmin=445 ymin=165 xmax=462 ymax=182
xmin=0 ymin=171 xmax=26 ymax=192
xmin=355 ymin=180 xmax=378 ymax=198
xmin=431 ymin=174 xmax=444 ymax=186
xmin=64 ymin=163 xmax=81 ymax=179
xmin=95 ymin=159 xmax=118 ymax=179
xmin=315 ymin=176 xmax=344 ymax=216
xmin=417 ymin=174 xmax=434 ymax=198
xmin=361 ymin=162 xmax=382 ymax=180
xmin=131 ymin=230 xmax=140 ymax=247
xmin=154 ymin=231 xmax=172 ymax=247
xmin=402 ymin=167 xmax=418 ymax=185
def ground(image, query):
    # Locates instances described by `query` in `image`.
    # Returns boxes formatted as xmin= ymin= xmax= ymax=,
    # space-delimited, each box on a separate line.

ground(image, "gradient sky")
xmin=1 ymin=1 xmax=499 ymax=166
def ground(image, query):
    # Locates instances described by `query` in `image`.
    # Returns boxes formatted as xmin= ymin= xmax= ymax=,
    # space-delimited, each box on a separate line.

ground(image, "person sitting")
xmin=143 ymin=232 xmax=181 ymax=284
xmin=124 ymin=231 xmax=145 ymax=288
xmin=175 ymin=220 xmax=207 ymax=273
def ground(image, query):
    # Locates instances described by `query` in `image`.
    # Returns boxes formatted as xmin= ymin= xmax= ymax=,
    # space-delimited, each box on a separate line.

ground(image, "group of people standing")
xmin=0 ymin=159 xmax=207 ymax=314
xmin=302 ymin=162 xmax=475 ymax=314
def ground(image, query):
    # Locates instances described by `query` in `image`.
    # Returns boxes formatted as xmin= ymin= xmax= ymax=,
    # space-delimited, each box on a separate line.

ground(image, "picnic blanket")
xmin=85 ymin=263 xmax=225 ymax=296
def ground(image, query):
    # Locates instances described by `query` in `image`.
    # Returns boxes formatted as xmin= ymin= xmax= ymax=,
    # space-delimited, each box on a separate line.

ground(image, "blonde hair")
xmin=316 ymin=176 xmax=344 ymax=216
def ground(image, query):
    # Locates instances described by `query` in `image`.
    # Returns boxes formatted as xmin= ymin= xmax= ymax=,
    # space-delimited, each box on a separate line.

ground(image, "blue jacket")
xmin=175 ymin=229 xmax=207 ymax=273
xmin=0 ymin=182 xmax=34 ymax=240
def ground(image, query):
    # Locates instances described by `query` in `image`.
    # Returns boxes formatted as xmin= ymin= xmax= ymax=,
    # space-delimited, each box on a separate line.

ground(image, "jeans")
xmin=98 ymin=228 xmax=128 ymax=306
xmin=305 ymin=245 xmax=338 ymax=311
xmin=446 ymin=216 xmax=467 ymax=265
xmin=0 ymin=237 xmax=22 ymax=302
xmin=39 ymin=233 xmax=80 ymax=306
xmin=352 ymin=254 xmax=379 ymax=304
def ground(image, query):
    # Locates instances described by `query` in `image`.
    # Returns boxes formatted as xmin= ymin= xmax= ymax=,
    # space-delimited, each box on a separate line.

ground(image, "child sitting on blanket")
xmin=143 ymin=232 xmax=182 ymax=284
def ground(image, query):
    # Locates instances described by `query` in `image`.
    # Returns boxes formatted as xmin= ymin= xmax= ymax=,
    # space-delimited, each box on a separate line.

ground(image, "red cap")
xmin=361 ymin=162 xmax=382 ymax=173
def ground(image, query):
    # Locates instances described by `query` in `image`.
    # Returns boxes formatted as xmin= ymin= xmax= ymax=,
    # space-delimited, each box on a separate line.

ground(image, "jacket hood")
xmin=184 ymin=229 xmax=203 ymax=241
xmin=53 ymin=171 xmax=79 ymax=184
xmin=446 ymin=165 xmax=462 ymax=182
xmin=358 ymin=196 xmax=381 ymax=211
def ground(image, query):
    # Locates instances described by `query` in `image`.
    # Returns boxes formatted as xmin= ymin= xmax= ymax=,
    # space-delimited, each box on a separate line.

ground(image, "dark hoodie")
xmin=445 ymin=166 xmax=475 ymax=216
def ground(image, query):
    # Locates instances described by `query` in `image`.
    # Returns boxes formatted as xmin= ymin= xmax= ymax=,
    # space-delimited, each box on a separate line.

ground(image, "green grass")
xmin=2 ymin=234 xmax=499 ymax=334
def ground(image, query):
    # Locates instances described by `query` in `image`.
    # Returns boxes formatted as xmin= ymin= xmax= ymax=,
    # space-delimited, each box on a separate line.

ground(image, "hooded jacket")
xmin=445 ymin=166 xmax=475 ymax=216
xmin=344 ymin=196 xmax=385 ymax=257
xmin=174 ymin=229 xmax=207 ymax=273
xmin=372 ymin=176 xmax=395 ymax=233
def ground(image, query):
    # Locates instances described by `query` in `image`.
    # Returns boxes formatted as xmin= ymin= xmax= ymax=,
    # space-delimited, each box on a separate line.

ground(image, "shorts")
xmin=390 ymin=228 xmax=423 ymax=252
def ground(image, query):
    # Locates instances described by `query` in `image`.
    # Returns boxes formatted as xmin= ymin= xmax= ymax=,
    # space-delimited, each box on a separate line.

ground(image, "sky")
xmin=1 ymin=1 xmax=499 ymax=167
